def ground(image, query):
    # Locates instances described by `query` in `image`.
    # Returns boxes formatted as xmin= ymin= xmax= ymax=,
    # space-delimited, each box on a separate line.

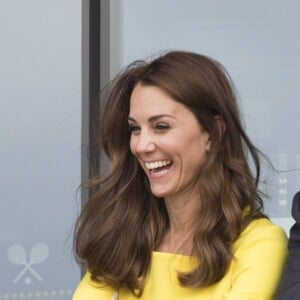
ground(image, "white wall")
xmin=116 ymin=0 xmax=300 ymax=233
xmin=0 ymin=0 xmax=81 ymax=297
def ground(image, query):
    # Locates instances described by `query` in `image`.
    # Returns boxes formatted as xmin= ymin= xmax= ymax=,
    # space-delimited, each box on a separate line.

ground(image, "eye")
xmin=154 ymin=123 xmax=170 ymax=131
xmin=128 ymin=123 xmax=140 ymax=134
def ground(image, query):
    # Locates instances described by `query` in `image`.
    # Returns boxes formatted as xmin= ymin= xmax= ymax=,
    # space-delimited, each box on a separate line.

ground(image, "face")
xmin=128 ymin=84 xmax=211 ymax=200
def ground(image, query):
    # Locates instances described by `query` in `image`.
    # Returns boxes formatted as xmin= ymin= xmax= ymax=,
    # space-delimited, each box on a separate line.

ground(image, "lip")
xmin=146 ymin=162 xmax=173 ymax=180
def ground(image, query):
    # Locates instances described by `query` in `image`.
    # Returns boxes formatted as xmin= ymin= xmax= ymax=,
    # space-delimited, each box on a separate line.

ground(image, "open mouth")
xmin=145 ymin=159 xmax=173 ymax=174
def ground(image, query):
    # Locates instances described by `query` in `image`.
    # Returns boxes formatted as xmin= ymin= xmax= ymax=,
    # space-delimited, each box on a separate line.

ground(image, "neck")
xmin=165 ymin=193 xmax=200 ymax=233
xmin=157 ymin=193 xmax=201 ymax=255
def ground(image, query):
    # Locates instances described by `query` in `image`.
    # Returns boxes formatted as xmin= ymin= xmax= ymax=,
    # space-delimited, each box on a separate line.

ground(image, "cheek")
xmin=184 ymin=138 xmax=209 ymax=166
xmin=129 ymin=137 xmax=136 ymax=155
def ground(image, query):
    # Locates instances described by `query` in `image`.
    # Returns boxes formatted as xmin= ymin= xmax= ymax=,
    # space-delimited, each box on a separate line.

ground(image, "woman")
xmin=73 ymin=51 xmax=287 ymax=299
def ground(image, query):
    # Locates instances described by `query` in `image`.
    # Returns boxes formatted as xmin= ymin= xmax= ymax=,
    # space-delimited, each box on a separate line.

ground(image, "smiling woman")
xmin=73 ymin=51 xmax=287 ymax=299
xmin=129 ymin=84 xmax=210 ymax=202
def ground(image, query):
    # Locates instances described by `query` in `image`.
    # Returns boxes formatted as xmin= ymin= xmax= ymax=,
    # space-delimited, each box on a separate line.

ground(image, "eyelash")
xmin=128 ymin=124 xmax=140 ymax=133
xmin=128 ymin=123 xmax=170 ymax=134
xmin=155 ymin=123 xmax=170 ymax=130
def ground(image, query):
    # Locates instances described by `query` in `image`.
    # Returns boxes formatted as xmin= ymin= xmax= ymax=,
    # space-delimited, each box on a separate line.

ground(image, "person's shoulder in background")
xmin=275 ymin=191 xmax=300 ymax=300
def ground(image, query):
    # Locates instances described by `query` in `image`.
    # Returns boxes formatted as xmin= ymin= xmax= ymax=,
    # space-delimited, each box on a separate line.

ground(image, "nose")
xmin=135 ymin=131 xmax=155 ymax=154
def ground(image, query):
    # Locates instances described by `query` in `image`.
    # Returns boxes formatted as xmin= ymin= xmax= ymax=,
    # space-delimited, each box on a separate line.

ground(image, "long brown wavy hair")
xmin=74 ymin=50 xmax=267 ymax=295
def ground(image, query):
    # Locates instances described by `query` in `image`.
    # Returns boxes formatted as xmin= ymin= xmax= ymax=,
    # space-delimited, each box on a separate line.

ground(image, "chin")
xmin=151 ymin=191 xmax=165 ymax=198
xmin=150 ymin=187 xmax=171 ymax=198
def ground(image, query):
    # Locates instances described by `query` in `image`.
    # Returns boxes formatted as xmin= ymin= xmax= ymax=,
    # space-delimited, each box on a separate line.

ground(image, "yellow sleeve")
xmin=224 ymin=220 xmax=288 ymax=300
xmin=72 ymin=272 xmax=118 ymax=300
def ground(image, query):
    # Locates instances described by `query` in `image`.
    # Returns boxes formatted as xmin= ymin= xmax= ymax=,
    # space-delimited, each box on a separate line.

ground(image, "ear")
xmin=215 ymin=115 xmax=226 ymax=138
xmin=205 ymin=116 xmax=225 ymax=151
xmin=204 ymin=129 xmax=211 ymax=151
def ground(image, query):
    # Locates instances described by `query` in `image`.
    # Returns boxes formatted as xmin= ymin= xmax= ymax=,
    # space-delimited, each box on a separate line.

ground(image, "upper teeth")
xmin=145 ymin=160 xmax=171 ymax=170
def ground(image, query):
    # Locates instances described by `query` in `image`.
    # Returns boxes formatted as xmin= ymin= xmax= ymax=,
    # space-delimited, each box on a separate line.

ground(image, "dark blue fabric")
xmin=276 ymin=191 xmax=300 ymax=300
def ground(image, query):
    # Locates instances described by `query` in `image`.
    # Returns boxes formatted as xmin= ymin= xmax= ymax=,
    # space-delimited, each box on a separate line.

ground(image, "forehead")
xmin=129 ymin=84 xmax=185 ymax=116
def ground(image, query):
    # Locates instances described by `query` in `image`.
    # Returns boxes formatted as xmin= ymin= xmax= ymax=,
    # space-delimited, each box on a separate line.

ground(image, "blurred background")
xmin=0 ymin=0 xmax=81 ymax=297
xmin=1 ymin=0 xmax=299 ymax=298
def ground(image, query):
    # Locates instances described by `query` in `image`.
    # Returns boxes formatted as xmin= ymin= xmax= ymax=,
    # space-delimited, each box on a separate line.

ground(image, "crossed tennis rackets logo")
xmin=8 ymin=243 xmax=49 ymax=284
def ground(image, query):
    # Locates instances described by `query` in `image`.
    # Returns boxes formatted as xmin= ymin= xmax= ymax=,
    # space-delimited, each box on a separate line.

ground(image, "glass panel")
xmin=0 ymin=0 xmax=81 ymax=297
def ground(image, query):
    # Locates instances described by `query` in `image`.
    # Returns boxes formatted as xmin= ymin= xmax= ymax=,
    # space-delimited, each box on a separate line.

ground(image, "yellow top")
xmin=73 ymin=218 xmax=287 ymax=300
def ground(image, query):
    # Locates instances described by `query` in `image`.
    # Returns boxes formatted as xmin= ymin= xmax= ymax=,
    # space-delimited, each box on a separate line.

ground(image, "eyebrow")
xmin=128 ymin=114 xmax=177 ymax=123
